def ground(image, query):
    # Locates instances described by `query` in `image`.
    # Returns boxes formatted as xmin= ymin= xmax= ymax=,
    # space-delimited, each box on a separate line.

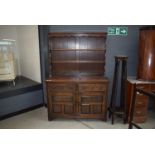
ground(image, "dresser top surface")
xmin=46 ymin=76 xmax=109 ymax=83
xmin=127 ymin=76 xmax=155 ymax=84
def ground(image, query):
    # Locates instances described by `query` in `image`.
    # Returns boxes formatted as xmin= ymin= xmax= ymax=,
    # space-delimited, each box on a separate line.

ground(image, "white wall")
xmin=17 ymin=25 xmax=41 ymax=82
xmin=0 ymin=25 xmax=21 ymax=75
xmin=0 ymin=25 xmax=41 ymax=83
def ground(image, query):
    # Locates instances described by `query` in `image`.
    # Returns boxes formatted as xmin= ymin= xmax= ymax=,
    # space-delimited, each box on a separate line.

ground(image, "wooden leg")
xmin=128 ymin=84 xmax=136 ymax=129
xmin=108 ymin=107 xmax=111 ymax=118
xmin=112 ymin=112 xmax=114 ymax=124
xmin=48 ymin=115 xmax=53 ymax=121
xmin=121 ymin=60 xmax=127 ymax=124
xmin=110 ymin=59 xmax=120 ymax=124
xmin=48 ymin=109 xmax=53 ymax=121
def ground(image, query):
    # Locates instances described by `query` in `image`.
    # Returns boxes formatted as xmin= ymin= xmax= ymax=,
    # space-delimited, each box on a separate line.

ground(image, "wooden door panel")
xmin=52 ymin=95 xmax=74 ymax=102
xmin=52 ymin=104 xmax=75 ymax=114
xmin=80 ymin=104 xmax=103 ymax=114
xmin=79 ymin=91 xmax=105 ymax=115
xmin=91 ymin=105 xmax=102 ymax=114
xmin=81 ymin=104 xmax=90 ymax=114
xmin=64 ymin=105 xmax=74 ymax=114
xmin=53 ymin=104 xmax=62 ymax=113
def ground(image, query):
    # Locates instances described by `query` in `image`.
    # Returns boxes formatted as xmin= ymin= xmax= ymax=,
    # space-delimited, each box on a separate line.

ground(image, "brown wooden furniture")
xmin=109 ymin=56 xmax=128 ymax=124
xmin=128 ymin=85 xmax=155 ymax=129
xmin=126 ymin=77 xmax=155 ymax=123
xmin=46 ymin=76 xmax=108 ymax=120
xmin=46 ymin=32 xmax=109 ymax=121
xmin=137 ymin=27 xmax=155 ymax=81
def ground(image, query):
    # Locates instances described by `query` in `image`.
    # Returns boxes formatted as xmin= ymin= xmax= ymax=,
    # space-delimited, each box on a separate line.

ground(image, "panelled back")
xmin=48 ymin=32 xmax=107 ymax=77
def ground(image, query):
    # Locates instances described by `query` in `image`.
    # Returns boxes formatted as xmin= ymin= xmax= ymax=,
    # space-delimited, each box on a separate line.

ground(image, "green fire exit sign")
xmin=108 ymin=27 xmax=128 ymax=36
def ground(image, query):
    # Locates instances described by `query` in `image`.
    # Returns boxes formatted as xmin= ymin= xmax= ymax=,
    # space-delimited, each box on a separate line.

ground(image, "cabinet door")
xmin=48 ymin=92 xmax=76 ymax=115
xmin=47 ymin=83 xmax=77 ymax=118
xmin=79 ymin=92 xmax=106 ymax=114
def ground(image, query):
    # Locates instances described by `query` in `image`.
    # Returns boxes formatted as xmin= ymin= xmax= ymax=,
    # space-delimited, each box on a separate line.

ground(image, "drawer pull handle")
xmin=137 ymin=102 xmax=143 ymax=105
xmin=82 ymin=104 xmax=90 ymax=106
xmin=137 ymin=92 xmax=143 ymax=95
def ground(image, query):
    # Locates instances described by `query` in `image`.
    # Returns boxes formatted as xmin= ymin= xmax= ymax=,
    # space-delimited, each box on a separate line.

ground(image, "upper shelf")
xmin=51 ymin=60 xmax=105 ymax=64
xmin=48 ymin=32 xmax=107 ymax=37
xmin=49 ymin=49 xmax=106 ymax=51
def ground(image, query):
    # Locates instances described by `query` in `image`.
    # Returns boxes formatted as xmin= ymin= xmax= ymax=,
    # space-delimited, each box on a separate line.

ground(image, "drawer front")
xmin=134 ymin=107 xmax=147 ymax=117
xmin=48 ymin=83 xmax=76 ymax=92
xmin=133 ymin=116 xmax=147 ymax=123
xmin=136 ymin=84 xmax=150 ymax=90
xmin=136 ymin=92 xmax=149 ymax=100
xmin=79 ymin=84 xmax=106 ymax=92
xmin=151 ymin=84 xmax=155 ymax=92
xmin=135 ymin=100 xmax=148 ymax=108
xmin=136 ymin=84 xmax=150 ymax=100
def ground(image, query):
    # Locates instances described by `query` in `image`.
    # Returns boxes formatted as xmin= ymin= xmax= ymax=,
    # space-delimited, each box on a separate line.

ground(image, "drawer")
xmin=133 ymin=116 xmax=147 ymax=123
xmin=151 ymin=84 xmax=155 ymax=92
xmin=136 ymin=84 xmax=149 ymax=99
xmin=134 ymin=107 xmax=147 ymax=117
xmin=136 ymin=84 xmax=150 ymax=90
xmin=48 ymin=83 xmax=76 ymax=92
xmin=79 ymin=84 xmax=106 ymax=92
xmin=135 ymin=100 xmax=148 ymax=108
xmin=136 ymin=92 xmax=149 ymax=100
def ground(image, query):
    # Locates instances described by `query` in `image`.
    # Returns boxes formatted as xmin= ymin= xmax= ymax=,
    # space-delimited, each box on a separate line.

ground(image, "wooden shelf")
xmin=52 ymin=60 xmax=105 ymax=64
xmin=48 ymin=32 xmax=107 ymax=37
xmin=48 ymin=32 xmax=107 ymax=77
xmin=49 ymin=49 xmax=105 ymax=51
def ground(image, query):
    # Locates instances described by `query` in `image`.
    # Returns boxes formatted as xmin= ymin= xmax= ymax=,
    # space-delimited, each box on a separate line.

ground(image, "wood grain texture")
xmin=46 ymin=77 xmax=109 ymax=120
xmin=46 ymin=32 xmax=108 ymax=121
xmin=137 ymin=28 xmax=155 ymax=80
xmin=126 ymin=79 xmax=155 ymax=123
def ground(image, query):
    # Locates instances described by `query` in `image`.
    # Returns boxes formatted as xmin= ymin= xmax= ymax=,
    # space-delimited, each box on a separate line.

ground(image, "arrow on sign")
xmin=120 ymin=30 xmax=126 ymax=34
